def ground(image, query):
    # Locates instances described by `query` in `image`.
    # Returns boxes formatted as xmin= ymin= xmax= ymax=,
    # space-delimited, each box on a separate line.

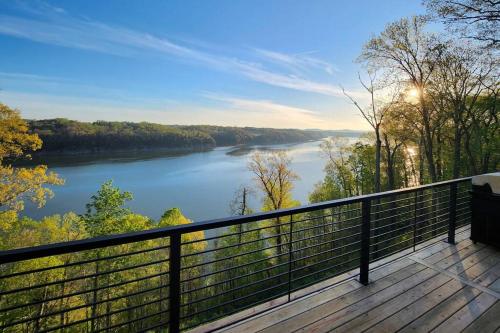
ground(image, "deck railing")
xmin=0 ymin=177 xmax=472 ymax=332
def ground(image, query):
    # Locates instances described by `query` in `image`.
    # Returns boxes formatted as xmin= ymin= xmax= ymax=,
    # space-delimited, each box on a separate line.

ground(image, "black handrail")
xmin=0 ymin=177 xmax=471 ymax=264
xmin=0 ymin=177 xmax=473 ymax=333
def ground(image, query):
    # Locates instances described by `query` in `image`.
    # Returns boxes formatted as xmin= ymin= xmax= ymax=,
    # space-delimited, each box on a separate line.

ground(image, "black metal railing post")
xmin=359 ymin=199 xmax=371 ymax=286
xmin=169 ymin=233 xmax=182 ymax=333
xmin=447 ymin=182 xmax=458 ymax=244
xmin=413 ymin=191 xmax=418 ymax=251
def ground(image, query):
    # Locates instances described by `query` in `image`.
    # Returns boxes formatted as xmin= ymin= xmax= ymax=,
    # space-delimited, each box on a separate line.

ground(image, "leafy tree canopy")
xmin=82 ymin=180 xmax=135 ymax=236
xmin=0 ymin=103 xmax=64 ymax=211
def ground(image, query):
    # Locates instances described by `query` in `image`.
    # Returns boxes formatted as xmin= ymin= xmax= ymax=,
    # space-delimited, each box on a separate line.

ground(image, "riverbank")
xmin=26 ymin=118 xmax=366 ymax=157
xmin=17 ymin=140 xmax=321 ymax=167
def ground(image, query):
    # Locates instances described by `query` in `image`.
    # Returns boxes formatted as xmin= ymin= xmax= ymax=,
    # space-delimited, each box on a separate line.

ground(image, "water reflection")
xmin=21 ymin=139 xmax=356 ymax=222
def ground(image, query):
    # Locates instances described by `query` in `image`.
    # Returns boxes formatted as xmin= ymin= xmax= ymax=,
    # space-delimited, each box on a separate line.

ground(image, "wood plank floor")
xmin=206 ymin=227 xmax=500 ymax=333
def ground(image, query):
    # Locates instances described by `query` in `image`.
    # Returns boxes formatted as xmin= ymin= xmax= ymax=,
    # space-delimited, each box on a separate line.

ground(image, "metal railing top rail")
xmin=0 ymin=177 xmax=472 ymax=265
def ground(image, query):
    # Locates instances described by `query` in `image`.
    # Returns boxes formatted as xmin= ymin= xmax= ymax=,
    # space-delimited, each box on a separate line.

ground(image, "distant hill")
xmin=27 ymin=118 xmax=367 ymax=153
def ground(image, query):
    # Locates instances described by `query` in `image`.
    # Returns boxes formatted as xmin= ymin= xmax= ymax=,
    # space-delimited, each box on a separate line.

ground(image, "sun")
xmin=407 ymin=88 xmax=420 ymax=98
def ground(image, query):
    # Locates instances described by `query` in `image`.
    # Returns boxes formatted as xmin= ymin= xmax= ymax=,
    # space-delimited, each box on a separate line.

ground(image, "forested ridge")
xmin=27 ymin=118 xmax=360 ymax=153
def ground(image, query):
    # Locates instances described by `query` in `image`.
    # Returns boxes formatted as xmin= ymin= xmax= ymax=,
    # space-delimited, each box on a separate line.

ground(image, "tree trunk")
xmin=34 ymin=286 xmax=49 ymax=332
xmin=91 ymin=260 xmax=100 ymax=332
xmin=375 ymin=130 xmax=382 ymax=193
xmin=452 ymin=123 xmax=461 ymax=179
xmin=419 ymin=138 xmax=425 ymax=185
xmin=105 ymin=274 xmax=111 ymax=332
xmin=275 ymin=217 xmax=282 ymax=259
xmin=383 ymin=135 xmax=396 ymax=190
xmin=436 ymin=128 xmax=443 ymax=180
xmin=420 ymin=100 xmax=437 ymax=182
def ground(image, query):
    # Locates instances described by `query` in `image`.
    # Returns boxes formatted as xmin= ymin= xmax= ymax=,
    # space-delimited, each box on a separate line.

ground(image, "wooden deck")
xmin=198 ymin=227 xmax=500 ymax=333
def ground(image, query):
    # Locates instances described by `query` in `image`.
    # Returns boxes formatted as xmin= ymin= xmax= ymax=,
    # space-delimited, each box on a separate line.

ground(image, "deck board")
xmin=462 ymin=301 xmax=500 ymax=333
xmin=293 ymin=267 xmax=438 ymax=333
xmin=332 ymin=273 xmax=453 ymax=333
xmin=365 ymin=279 xmax=470 ymax=333
xmin=432 ymin=293 xmax=498 ymax=333
xmin=398 ymin=286 xmax=482 ymax=333
xmin=367 ymin=250 xmax=500 ymax=333
xmin=336 ymin=244 xmax=498 ymax=333
xmin=296 ymin=235 xmax=492 ymax=333
xmin=194 ymin=227 xmax=500 ymax=333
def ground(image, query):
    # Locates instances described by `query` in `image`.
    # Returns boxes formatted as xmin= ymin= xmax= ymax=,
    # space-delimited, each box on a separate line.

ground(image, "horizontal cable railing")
xmin=0 ymin=177 xmax=472 ymax=332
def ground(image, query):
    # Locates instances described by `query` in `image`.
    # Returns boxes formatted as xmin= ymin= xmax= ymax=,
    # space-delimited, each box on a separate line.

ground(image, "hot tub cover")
xmin=472 ymin=172 xmax=500 ymax=195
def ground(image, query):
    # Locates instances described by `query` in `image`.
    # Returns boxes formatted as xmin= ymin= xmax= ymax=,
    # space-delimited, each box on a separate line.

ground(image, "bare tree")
xmin=320 ymin=137 xmax=356 ymax=196
xmin=380 ymin=105 xmax=413 ymax=189
xmin=248 ymin=151 xmax=299 ymax=256
xmin=229 ymin=185 xmax=254 ymax=216
xmin=463 ymin=73 xmax=500 ymax=173
xmin=248 ymin=151 xmax=299 ymax=212
xmin=359 ymin=16 xmax=445 ymax=182
xmin=424 ymin=0 xmax=500 ymax=48
xmin=342 ymin=71 xmax=399 ymax=193
xmin=229 ymin=185 xmax=255 ymax=244
xmin=429 ymin=42 xmax=495 ymax=178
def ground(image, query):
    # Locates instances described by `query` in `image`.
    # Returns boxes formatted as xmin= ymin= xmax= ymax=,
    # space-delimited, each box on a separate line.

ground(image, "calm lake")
xmin=22 ymin=139 xmax=355 ymax=222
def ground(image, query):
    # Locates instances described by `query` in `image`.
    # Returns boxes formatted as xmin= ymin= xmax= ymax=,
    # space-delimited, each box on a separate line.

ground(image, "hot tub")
xmin=470 ymin=172 xmax=500 ymax=248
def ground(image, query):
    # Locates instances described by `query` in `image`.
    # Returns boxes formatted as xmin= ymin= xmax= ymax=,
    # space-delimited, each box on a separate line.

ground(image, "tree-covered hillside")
xmin=27 ymin=118 xmax=362 ymax=153
xmin=27 ymin=119 xmax=215 ymax=152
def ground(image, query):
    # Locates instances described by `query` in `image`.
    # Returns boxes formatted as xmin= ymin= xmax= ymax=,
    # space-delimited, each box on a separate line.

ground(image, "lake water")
xmin=22 ymin=139 xmax=352 ymax=222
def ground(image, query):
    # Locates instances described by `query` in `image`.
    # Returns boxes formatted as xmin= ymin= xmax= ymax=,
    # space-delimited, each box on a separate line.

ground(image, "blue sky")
xmin=0 ymin=0 xmax=426 ymax=130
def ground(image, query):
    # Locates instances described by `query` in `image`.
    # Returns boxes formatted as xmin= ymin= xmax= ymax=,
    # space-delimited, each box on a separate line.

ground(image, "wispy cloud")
xmin=0 ymin=71 xmax=179 ymax=107
xmin=237 ymin=65 xmax=347 ymax=97
xmin=0 ymin=13 xmax=209 ymax=61
xmin=0 ymin=71 xmax=74 ymax=84
xmin=203 ymin=93 xmax=330 ymax=129
xmin=1 ymin=90 xmax=362 ymax=129
xmin=0 ymin=2 xmax=357 ymax=98
xmin=254 ymin=48 xmax=338 ymax=76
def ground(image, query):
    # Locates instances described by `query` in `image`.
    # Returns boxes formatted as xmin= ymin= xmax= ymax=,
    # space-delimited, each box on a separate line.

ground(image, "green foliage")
xmin=82 ymin=180 xmax=135 ymax=237
xmin=28 ymin=119 xmax=215 ymax=152
xmin=310 ymin=138 xmax=376 ymax=202
xmin=0 ymin=103 xmax=64 ymax=211
xmin=0 ymin=104 xmax=42 ymax=160
xmin=0 ymin=182 xmax=209 ymax=332
xmin=461 ymin=94 xmax=500 ymax=174
xmin=249 ymin=151 xmax=300 ymax=211
xmin=0 ymin=212 xmax=85 ymax=250
xmin=159 ymin=207 xmax=206 ymax=248
xmin=26 ymin=119 xmax=356 ymax=154
xmin=207 ymin=224 xmax=272 ymax=318
xmin=158 ymin=207 xmax=190 ymax=226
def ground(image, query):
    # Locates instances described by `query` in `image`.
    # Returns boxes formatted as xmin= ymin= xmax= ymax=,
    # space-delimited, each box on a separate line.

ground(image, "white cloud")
xmin=0 ymin=2 xmax=361 ymax=99
xmin=236 ymin=64 xmax=347 ymax=97
xmin=0 ymin=90 xmax=367 ymax=130
xmin=254 ymin=48 xmax=338 ymax=75
xmin=0 ymin=71 xmax=73 ymax=84
xmin=0 ymin=71 xmax=179 ymax=105
xmin=205 ymin=93 xmax=322 ymax=120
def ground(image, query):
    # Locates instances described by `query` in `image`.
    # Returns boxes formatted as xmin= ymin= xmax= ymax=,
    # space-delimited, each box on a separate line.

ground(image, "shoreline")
xmin=15 ymin=139 xmax=329 ymax=167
